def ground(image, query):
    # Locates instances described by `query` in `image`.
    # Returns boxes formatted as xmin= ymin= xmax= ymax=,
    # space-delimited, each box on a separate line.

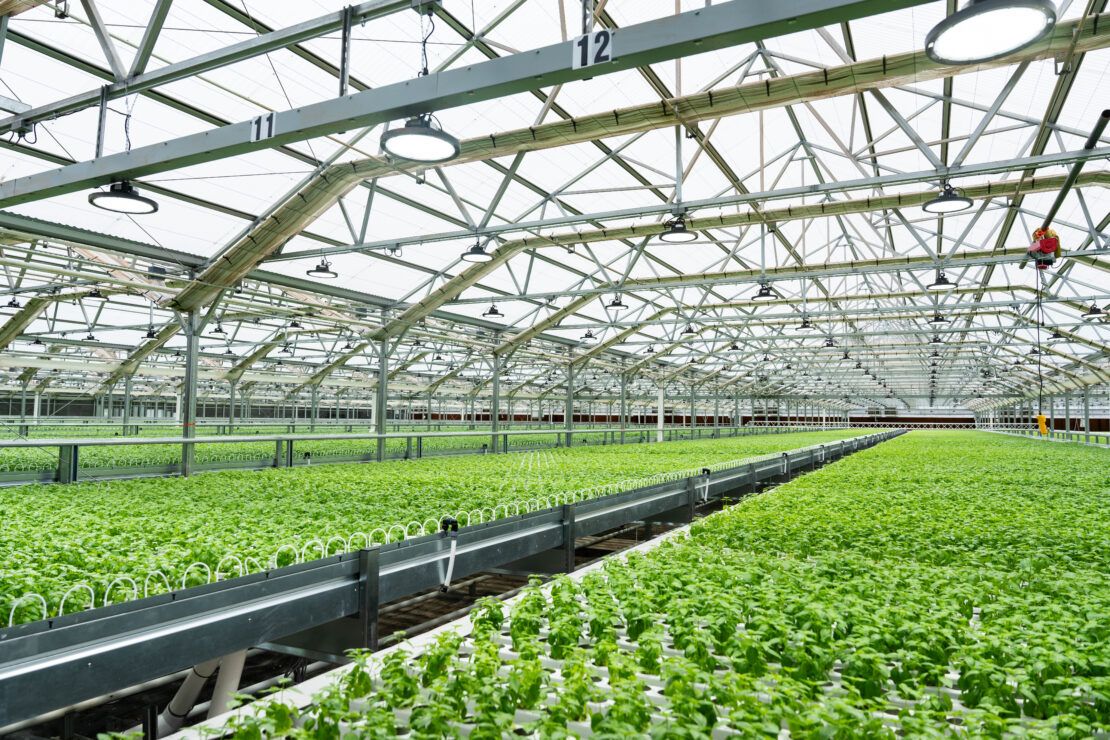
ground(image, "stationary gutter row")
xmin=0 ymin=429 xmax=903 ymax=727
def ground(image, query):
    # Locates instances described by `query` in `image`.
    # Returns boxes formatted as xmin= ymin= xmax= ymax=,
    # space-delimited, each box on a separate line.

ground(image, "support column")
xmin=19 ymin=380 xmax=27 ymax=425
xmin=713 ymin=391 xmax=720 ymax=436
xmin=375 ymin=340 xmax=388 ymax=462
xmin=228 ymin=380 xmax=237 ymax=431
xmin=33 ymin=391 xmax=41 ymax=419
xmin=1083 ymin=389 xmax=1091 ymax=443
xmin=689 ymin=384 xmax=696 ymax=430
xmin=491 ymin=355 xmax=501 ymax=453
xmin=619 ymin=371 xmax=628 ymax=445
xmin=310 ymin=385 xmax=320 ymax=431
xmin=122 ymin=375 xmax=132 ymax=433
xmin=1064 ymin=394 xmax=1071 ymax=435
xmin=564 ymin=363 xmax=574 ymax=448
xmin=181 ymin=312 xmax=200 ymax=477
xmin=656 ymin=385 xmax=665 ymax=443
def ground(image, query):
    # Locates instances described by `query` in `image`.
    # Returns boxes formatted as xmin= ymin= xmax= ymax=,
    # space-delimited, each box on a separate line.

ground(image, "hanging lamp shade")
xmin=657 ymin=215 xmax=698 ymax=243
xmin=88 ymin=181 xmax=158 ymax=214
xmin=5 ymin=297 xmax=20 ymax=309
xmin=1046 ymin=330 xmax=1065 ymax=344
xmin=929 ymin=335 xmax=944 ymax=344
xmin=925 ymin=0 xmax=1056 ymax=65
xmin=922 ymin=183 xmax=973 ymax=214
xmin=925 ymin=270 xmax=957 ymax=291
xmin=380 ymin=114 xmax=460 ymax=164
xmin=145 ymin=327 xmax=158 ymax=339
xmin=307 ymin=258 xmax=338 ymax=279
xmin=824 ymin=337 xmax=836 ymax=347
xmin=798 ymin=316 xmax=816 ymax=331
xmin=84 ymin=288 xmax=109 ymax=303
xmin=681 ymin=324 xmax=696 ymax=335
xmin=461 ymin=243 xmax=493 ymax=263
xmin=210 ymin=323 xmax=226 ymax=335
xmin=1080 ymin=304 xmax=1104 ymax=320
xmin=581 ymin=330 xmax=597 ymax=343
xmin=928 ymin=313 xmax=950 ymax=325
xmin=751 ymin=282 xmax=776 ymax=302
xmin=607 ymin=295 xmax=627 ymax=312
xmin=482 ymin=304 xmax=503 ymax=319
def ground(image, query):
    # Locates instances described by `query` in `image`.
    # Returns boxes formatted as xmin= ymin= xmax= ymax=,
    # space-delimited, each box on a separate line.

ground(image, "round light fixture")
xmin=929 ymin=334 xmax=944 ymax=344
xmin=581 ymin=329 xmax=597 ymax=343
xmin=928 ymin=313 xmax=950 ymax=325
xmin=31 ymin=337 xmax=44 ymax=346
xmin=925 ymin=0 xmax=1056 ymax=65
xmin=5 ymin=298 xmax=20 ymax=309
xmin=289 ymin=319 xmax=303 ymax=329
xmin=798 ymin=316 xmax=816 ymax=331
xmin=84 ymin=332 xmax=97 ymax=341
xmin=922 ymin=183 xmax=973 ymax=214
xmin=1080 ymin=304 xmax=1104 ymax=320
xmin=681 ymin=324 xmax=696 ymax=335
xmin=824 ymin=337 xmax=836 ymax=348
xmin=751 ymin=282 xmax=776 ymax=302
xmin=482 ymin=304 xmax=503 ymax=319
xmin=729 ymin=341 xmax=740 ymax=351
xmin=657 ymin=215 xmax=698 ymax=243
xmin=461 ymin=243 xmax=493 ymax=263
xmin=84 ymin=288 xmax=109 ymax=303
xmin=925 ymin=270 xmax=957 ymax=292
xmin=210 ymin=323 xmax=226 ymax=336
xmin=380 ymin=114 xmax=460 ymax=164
xmin=145 ymin=327 xmax=158 ymax=339
xmin=607 ymin=295 xmax=627 ymax=312
xmin=1046 ymin=330 xmax=1065 ymax=344
xmin=88 ymin=181 xmax=159 ymax=214
xmin=307 ymin=258 xmax=338 ymax=279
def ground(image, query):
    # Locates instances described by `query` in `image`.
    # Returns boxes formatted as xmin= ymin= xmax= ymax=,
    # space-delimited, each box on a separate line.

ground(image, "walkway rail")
xmin=982 ymin=426 xmax=1109 ymax=447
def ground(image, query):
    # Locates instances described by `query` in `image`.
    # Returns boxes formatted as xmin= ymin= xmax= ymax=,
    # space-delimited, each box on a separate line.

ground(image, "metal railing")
xmin=981 ymin=425 xmax=1109 ymax=447
xmin=0 ymin=423 xmax=830 ymax=485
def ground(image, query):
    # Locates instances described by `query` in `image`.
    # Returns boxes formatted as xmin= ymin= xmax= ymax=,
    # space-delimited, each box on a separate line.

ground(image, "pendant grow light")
xmin=461 ymin=242 xmax=493 ymax=263
xmin=482 ymin=304 xmax=503 ymax=319
xmin=307 ymin=258 xmax=338 ymax=279
xmin=1080 ymin=304 xmax=1104 ymax=320
xmin=379 ymin=14 xmax=459 ymax=163
xmin=88 ymin=181 xmax=159 ymax=214
xmin=381 ymin=114 xmax=460 ymax=164
xmin=925 ymin=0 xmax=1056 ymax=65
xmin=84 ymin=288 xmax=108 ymax=303
xmin=658 ymin=215 xmax=698 ymax=243
xmin=607 ymin=295 xmax=627 ymax=312
xmin=925 ymin=270 xmax=957 ymax=291
xmin=922 ymin=183 xmax=973 ymax=214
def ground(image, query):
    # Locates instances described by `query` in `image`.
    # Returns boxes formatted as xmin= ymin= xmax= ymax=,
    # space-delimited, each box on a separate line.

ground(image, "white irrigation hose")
xmin=441 ymin=536 xmax=458 ymax=592
xmin=157 ymin=657 xmax=221 ymax=736
xmin=439 ymin=517 xmax=460 ymax=592
xmin=207 ymin=650 xmax=247 ymax=719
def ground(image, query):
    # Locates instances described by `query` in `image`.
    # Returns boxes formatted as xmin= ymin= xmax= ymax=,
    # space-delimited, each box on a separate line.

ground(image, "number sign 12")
xmin=572 ymin=29 xmax=613 ymax=69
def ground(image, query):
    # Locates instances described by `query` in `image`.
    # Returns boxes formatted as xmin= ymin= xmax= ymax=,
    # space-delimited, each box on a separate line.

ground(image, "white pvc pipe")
xmin=157 ymin=657 xmax=220 ymax=737
xmin=441 ymin=537 xmax=458 ymax=591
xmin=207 ymin=650 xmax=247 ymax=719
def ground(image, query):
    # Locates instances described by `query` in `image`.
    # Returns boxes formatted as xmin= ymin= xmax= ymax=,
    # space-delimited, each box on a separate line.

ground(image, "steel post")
xmin=181 ymin=312 xmax=200 ymax=477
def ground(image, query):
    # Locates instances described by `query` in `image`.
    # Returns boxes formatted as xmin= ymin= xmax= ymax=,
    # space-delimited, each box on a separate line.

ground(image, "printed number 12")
xmin=574 ymin=30 xmax=612 ymax=69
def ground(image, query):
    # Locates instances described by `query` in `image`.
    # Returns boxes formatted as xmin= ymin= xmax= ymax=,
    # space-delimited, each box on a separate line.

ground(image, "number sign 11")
xmin=572 ymin=29 xmax=613 ymax=69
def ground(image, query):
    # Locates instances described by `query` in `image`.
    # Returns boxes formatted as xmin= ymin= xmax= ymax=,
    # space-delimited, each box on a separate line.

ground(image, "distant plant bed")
xmin=212 ymin=431 xmax=1108 ymax=737
xmin=0 ymin=429 xmax=865 ymax=624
